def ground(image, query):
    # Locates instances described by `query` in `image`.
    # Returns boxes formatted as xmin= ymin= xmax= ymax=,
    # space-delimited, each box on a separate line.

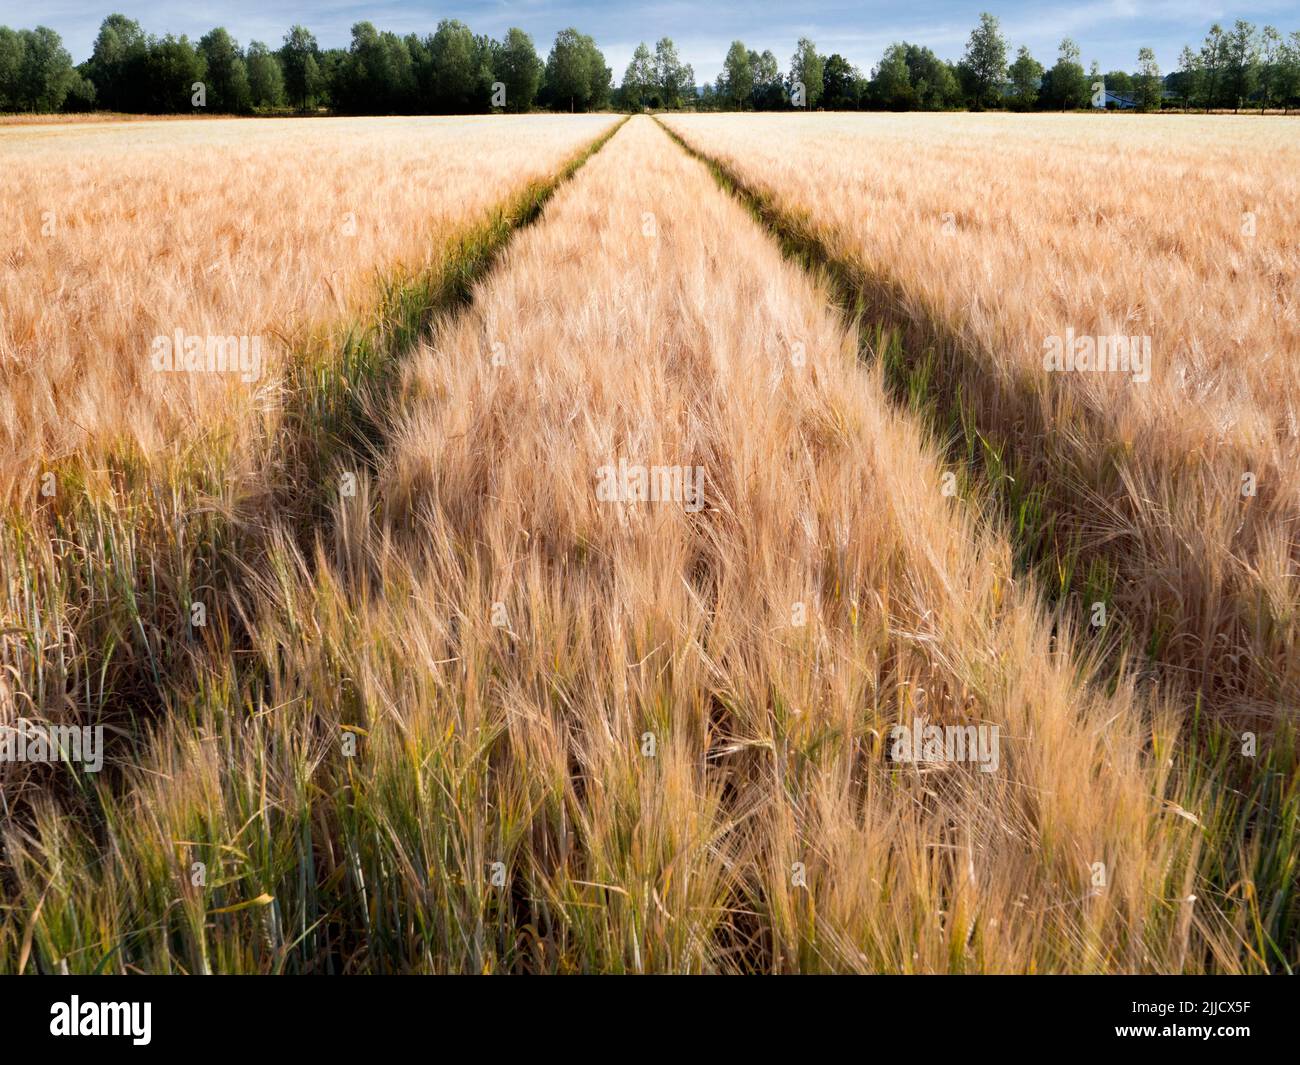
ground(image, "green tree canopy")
xmin=1136 ymin=47 xmax=1162 ymax=110
xmin=1223 ymin=19 xmax=1259 ymax=111
xmin=198 ymin=27 xmax=252 ymax=112
xmin=788 ymin=37 xmax=823 ymax=107
xmin=821 ymin=53 xmax=861 ymax=109
xmin=496 ymin=27 xmax=541 ymax=112
xmin=871 ymin=44 xmax=912 ymax=109
xmin=543 ymin=27 xmax=608 ymax=111
xmin=1007 ymin=45 xmax=1043 ymax=110
xmin=280 ymin=24 xmax=322 ymax=109
xmin=1 ymin=26 xmax=77 ymax=111
xmin=961 ymin=12 xmax=1007 ymax=108
xmin=245 ymin=40 xmax=284 ymax=108
xmin=653 ymin=37 xmax=693 ymax=109
xmin=1046 ymin=37 xmax=1088 ymax=109
xmin=620 ymin=42 xmax=654 ymax=109
xmin=749 ymin=49 xmax=784 ymax=109
xmin=720 ymin=40 xmax=752 ymax=110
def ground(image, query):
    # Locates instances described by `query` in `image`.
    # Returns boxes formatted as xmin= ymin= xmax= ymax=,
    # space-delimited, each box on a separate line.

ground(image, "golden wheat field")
xmin=0 ymin=113 xmax=616 ymax=501
xmin=0 ymin=112 xmax=1295 ymax=975
xmin=662 ymin=112 xmax=1300 ymax=717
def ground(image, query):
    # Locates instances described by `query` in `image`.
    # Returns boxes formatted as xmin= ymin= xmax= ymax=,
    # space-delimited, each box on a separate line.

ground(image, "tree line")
xmin=700 ymin=15 xmax=1300 ymax=113
xmin=0 ymin=15 xmax=608 ymax=114
xmin=2 ymin=12 xmax=1299 ymax=115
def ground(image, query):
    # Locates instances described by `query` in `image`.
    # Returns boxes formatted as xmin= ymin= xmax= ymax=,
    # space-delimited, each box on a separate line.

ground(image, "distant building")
xmin=1093 ymin=88 xmax=1137 ymax=109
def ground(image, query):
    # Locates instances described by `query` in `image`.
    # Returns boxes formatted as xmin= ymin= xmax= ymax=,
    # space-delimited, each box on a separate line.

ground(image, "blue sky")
xmin=5 ymin=0 xmax=1297 ymax=84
